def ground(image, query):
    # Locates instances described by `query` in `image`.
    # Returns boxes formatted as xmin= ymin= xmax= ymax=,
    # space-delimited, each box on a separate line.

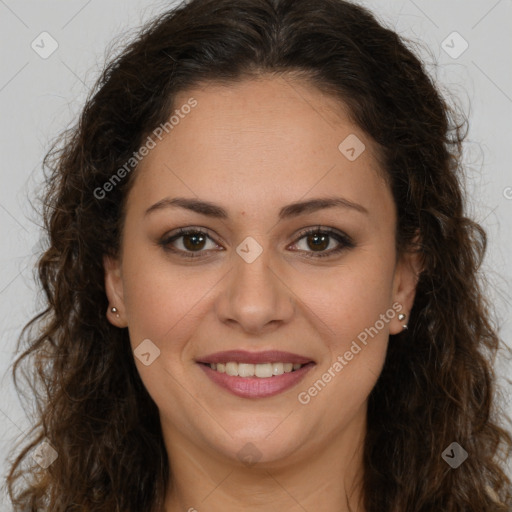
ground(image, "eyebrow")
xmin=144 ymin=196 xmax=369 ymax=220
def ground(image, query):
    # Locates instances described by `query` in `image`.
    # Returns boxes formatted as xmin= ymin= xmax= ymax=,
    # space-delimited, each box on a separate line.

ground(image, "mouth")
xmin=196 ymin=350 xmax=315 ymax=398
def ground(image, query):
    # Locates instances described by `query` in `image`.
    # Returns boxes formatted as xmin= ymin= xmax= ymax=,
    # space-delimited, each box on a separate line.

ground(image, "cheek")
xmin=120 ymin=254 xmax=214 ymax=424
xmin=121 ymin=249 xmax=221 ymax=356
xmin=290 ymin=253 xmax=396 ymax=349
xmin=295 ymin=272 xmax=393 ymax=425
xmin=290 ymin=253 xmax=394 ymax=413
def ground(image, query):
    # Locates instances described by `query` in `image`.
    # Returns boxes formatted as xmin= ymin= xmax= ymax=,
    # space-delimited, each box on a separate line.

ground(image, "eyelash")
xmin=159 ymin=226 xmax=355 ymax=260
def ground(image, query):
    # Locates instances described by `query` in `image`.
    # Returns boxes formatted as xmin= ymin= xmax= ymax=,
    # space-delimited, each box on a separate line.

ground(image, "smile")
xmin=196 ymin=350 xmax=315 ymax=398
xmin=206 ymin=361 xmax=303 ymax=377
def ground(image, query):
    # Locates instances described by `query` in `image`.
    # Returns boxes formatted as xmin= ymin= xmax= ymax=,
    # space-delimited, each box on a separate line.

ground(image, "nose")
xmin=215 ymin=241 xmax=295 ymax=335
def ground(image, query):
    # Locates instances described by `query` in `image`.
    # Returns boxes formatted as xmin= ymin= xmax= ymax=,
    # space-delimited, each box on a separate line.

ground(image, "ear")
xmin=103 ymin=254 xmax=128 ymax=328
xmin=389 ymin=235 xmax=423 ymax=335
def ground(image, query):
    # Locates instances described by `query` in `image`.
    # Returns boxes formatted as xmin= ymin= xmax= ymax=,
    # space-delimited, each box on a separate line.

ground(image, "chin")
xmin=206 ymin=424 xmax=308 ymax=467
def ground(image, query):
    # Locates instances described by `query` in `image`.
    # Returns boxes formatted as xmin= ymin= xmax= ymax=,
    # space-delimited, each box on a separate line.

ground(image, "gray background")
xmin=1 ymin=0 xmax=511 ymax=507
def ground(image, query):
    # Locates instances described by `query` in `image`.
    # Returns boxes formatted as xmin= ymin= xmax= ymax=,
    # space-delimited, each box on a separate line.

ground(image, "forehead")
xmin=128 ymin=76 xmax=392 ymax=221
xmin=171 ymin=76 xmax=376 ymax=161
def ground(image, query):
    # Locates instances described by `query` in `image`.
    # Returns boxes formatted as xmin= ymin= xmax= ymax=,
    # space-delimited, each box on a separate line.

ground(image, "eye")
xmin=159 ymin=226 xmax=354 ymax=260
xmin=289 ymin=226 xmax=354 ymax=258
xmin=159 ymin=227 xmax=223 ymax=258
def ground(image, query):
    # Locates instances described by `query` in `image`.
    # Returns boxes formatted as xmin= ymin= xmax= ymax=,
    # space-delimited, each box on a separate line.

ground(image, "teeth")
xmin=226 ymin=362 xmax=238 ymax=376
xmin=239 ymin=363 xmax=255 ymax=377
xmin=208 ymin=361 xmax=305 ymax=377
xmin=272 ymin=362 xmax=283 ymax=375
xmin=256 ymin=363 xmax=273 ymax=378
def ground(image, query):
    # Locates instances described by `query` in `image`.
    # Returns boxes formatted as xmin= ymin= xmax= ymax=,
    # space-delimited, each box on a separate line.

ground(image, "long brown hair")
xmin=5 ymin=0 xmax=512 ymax=510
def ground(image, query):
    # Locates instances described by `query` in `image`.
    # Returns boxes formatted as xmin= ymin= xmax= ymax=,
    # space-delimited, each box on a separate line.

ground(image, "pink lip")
xmin=196 ymin=350 xmax=314 ymax=365
xmin=198 ymin=362 xmax=316 ymax=398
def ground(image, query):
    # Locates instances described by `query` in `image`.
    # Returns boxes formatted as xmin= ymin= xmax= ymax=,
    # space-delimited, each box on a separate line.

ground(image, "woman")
xmin=5 ymin=0 xmax=512 ymax=510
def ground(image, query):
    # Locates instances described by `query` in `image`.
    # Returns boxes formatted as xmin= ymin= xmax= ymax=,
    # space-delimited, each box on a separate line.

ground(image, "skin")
xmin=104 ymin=75 xmax=422 ymax=512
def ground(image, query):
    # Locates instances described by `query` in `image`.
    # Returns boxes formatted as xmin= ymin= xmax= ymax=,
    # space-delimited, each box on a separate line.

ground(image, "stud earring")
xmin=398 ymin=313 xmax=408 ymax=330
xmin=111 ymin=307 xmax=120 ymax=319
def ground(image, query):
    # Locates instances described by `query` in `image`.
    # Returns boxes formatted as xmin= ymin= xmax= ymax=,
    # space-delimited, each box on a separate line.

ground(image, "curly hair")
xmin=4 ymin=0 xmax=512 ymax=510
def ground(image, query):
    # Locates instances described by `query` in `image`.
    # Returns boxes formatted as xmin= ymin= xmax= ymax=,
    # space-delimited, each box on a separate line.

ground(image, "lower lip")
xmin=198 ymin=362 xmax=315 ymax=398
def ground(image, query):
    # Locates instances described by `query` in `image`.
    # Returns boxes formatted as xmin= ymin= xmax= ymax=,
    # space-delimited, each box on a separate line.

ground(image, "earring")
xmin=398 ymin=313 xmax=408 ymax=330
xmin=111 ymin=307 xmax=120 ymax=319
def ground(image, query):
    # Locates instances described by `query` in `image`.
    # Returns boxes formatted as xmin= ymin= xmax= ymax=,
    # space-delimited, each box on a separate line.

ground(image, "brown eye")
xmin=182 ymin=232 xmax=207 ymax=251
xmin=304 ymin=232 xmax=330 ymax=252
xmin=159 ymin=228 xmax=222 ymax=258
xmin=290 ymin=227 xmax=355 ymax=259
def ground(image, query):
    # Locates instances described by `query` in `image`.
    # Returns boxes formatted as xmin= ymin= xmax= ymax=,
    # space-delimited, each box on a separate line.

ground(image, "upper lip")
xmin=196 ymin=350 xmax=314 ymax=365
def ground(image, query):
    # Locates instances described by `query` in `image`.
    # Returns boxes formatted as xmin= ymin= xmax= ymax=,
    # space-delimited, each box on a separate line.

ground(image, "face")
xmin=104 ymin=75 xmax=421 ymax=469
